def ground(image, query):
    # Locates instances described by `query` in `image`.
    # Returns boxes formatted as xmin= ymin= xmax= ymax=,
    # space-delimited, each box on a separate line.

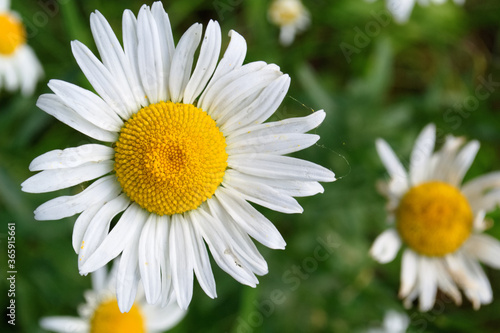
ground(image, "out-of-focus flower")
xmin=365 ymin=0 xmax=465 ymax=24
xmin=40 ymin=265 xmax=186 ymax=333
xmin=371 ymin=124 xmax=500 ymax=311
xmin=365 ymin=310 xmax=410 ymax=333
xmin=22 ymin=1 xmax=335 ymax=312
xmin=268 ymin=0 xmax=310 ymax=46
xmin=0 ymin=0 xmax=43 ymax=95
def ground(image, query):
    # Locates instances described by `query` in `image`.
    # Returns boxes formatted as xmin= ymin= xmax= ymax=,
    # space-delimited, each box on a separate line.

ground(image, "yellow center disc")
xmin=90 ymin=299 xmax=144 ymax=333
xmin=0 ymin=13 xmax=26 ymax=55
xmin=114 ymin=101 xmax=227 ymax=215
xmin=396 ymin=181 xmax=473 ymax=257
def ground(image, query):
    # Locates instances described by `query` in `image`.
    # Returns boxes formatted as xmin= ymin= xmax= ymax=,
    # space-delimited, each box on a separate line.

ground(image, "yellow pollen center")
xmin=90 ymin=299 xmax=144 ymax=333
xmin=114 ymin=101 xmax=227 ymax=215
xmin=396 ymin=181 xmax=473 ymax=257
xmin=0 ymin=13 xmax=26 ymax=55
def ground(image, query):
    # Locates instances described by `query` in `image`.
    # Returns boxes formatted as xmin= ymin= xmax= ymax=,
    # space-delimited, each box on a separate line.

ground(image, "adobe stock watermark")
xmin=213 ymin=0 xmax=243 ymax=20
xmin=20 ymin=0 xmax=71 ymax=39
xmin=340 ymin=3 xmax=401 ymax=64
xmin=443 ymin=74 xmax=500 ymax=130
xmin=6 ymin=222 xmax=16 ymax=326
xmin=408 ymin=293 xmax=455 ymax=333
xmin=233 ymin=232 xmax=341 ymax=333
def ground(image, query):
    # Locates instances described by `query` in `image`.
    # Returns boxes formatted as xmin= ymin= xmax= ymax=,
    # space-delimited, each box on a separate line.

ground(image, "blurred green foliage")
xmin=1 ymin=0 xmax=500 ymax=332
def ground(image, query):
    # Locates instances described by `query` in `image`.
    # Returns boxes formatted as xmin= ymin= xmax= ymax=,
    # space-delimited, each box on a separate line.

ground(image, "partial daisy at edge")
xmin=0 ymin=0 xmax=43 ymax=96
xmin=268 ymin=0 xmax=310 ymax=46
xmin=370 ymin=123 xmax=500 ymax=311
xmin=21 ymin=1 xmax=335 ymax=312
xmin=40 ymin=264 xmax=186 ymax=333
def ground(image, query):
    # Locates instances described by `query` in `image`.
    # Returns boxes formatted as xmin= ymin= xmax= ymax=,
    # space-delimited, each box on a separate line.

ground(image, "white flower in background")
xmin=268 ymin=0 xmax=310 ymax=46
xmin=371 ymin=124 xmax=500 ymax=311
xmin=365 ymin=310 xmax=410 ymax=333
xmin=365 ymin=0 xmax=465 ymax=24
xmin=0 ymin=0 xmax=43 ymax=95
xmin=22 ymin=2 xmax=335 ymax=312
xmin=40 ymin=265 xmax=186 ymax=333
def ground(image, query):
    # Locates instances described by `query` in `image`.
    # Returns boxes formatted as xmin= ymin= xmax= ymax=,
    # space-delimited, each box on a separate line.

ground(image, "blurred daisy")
xmin=268 ymin=0 xmax=310 ymax=46
xmin=365 ymin=310 xmax=409 ymax=333
xmin=22 ymin=2 xmax=335 ymax=312
xmin=366 ymin=0 xmax=465 ymax=24
xmin=0 ymin=0 xmax=43 ymax=95
xmin=40 ymin=265 xmax=186 ymax=333
xmin=371 ymin=124 xmax=500 ymax=311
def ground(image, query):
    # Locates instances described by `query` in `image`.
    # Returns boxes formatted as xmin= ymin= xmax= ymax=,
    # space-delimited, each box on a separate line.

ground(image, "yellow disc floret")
xmin=90 ymin=299 xmax=144 ymax=333
xmin=114 ymin=101 xmax=227 ymax=215
xmin=0 ymin=13 xmax=26 ymax=55
xmin=396 ymin=181 xmax=473 ymax=257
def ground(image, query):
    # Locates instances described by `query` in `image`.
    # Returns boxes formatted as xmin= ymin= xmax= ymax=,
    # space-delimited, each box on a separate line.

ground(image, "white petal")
xmin=207 ymin=30 xmax=247 ymax=85
xmin=186 ymin=211 xmax=217 ymax=298
xmin=369 ymin=229 xmax=401 ymax=264
xmin=207 ymin=65 xmax=283 ymax=124
xmin=116 ymin=227 xmax=142 ymax=313
xmin=375 ymin=138 xmax=408 ymax=182
xmin=168 ymin=23 xmax=203 ymax=103
xmin=139 ymin=215 xmax=161 ymax=304
xmin=223 ymin=170 xmax=303 ymax=214
xmin=215 ymin=187 xmax=286 ymax=249
xmin=418 ymin=256 xmax=438 ymax=311
xmin=219 ymin=74 xmax=290 ymax=132
xmin=183 ymin=20 xmax=221 ymax=104
xmin=191 ymin=205 xmax=259 ymax=286
xmin=226 ymin=110 xmax=326 ymax=142
xmin=91 ymin=266 xmax=108 ymax=292
xmin=409 ymin=123 xmax=435 ymax=185
xmin=169 ymin=214 xmax=194 ymax=310
xmin=151 ymin=2 xmax=175 ymax=102
xmin=228 ymin=154 xmax=335 ymax=182
xmin=399 ymin=249 xmax=418 ymax=298
xmin=207 ymin=198 xmax=268 ymax=275
xmin=78 ymin=193 xmax=130 ymax=268
xmin=39 ymin=317 xmax=88 ymax=333
xmin=450 ymin=140 xmax=480 ymax=186
xmin=79 ymin=203 xmax=147 ymax=274
xmin=72 ymin=204 xmax=102 ymax=254
xmin=71 ymin=40 xmax=132 ymax=119
xmin=90 ymin=11 xmax=140 ymax=112
xmin=145 ymin=300 xmax=187 ymax=331
xmin=22 ymin=161 xmax=113 ymax=193
xmin=33 ymin=175 xmax=121 ymax=220
xmin=37 ymin=94 xmax=117 ymax=142
xmin=434 ymin=260 xmax=462 ymax=305
xmin=463 ymin=234 xmax=500 ymax=269
xmin=28 ymin=144 xmax=114 ymax=171
xmin=227 ymin=133 xmax=319 ymax=156
xmin=122 ymin=9 xmax=148 ymax=107
xmin=462 ymin=171 xmax=500 ymax=201
xmin=137 ymin=5 xmax=164 ymax=104
xmin=156 ymin=215 xmax=173 ymax=307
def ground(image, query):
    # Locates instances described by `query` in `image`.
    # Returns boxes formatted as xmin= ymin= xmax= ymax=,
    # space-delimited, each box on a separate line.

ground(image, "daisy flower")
xmin=0 ymin=0 xmax=43 ymax=95
xmin=22 ymin=2 xmax=335 ymax=312
xmin=371 ymin=124 xmax=500 ymax=311
xmin=40 ymin=265 xmax=186 ymax=333
xmin=268 ymin=0 xmax=310 ymax=46
xmin=365 ymin=0 xmax=465 ymax=24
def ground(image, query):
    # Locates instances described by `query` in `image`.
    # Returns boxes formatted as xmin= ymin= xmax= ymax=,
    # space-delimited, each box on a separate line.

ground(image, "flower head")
xmin=0 ymin=0 xmax=43 ymax=95
xmin=371 ymin=124 xmax=500 ymax=311
xmin=268 ymin=0 xmax=310 ymax=46
xmin=22 ymin=2 xmax=335 ymax=311
xmin=40 ymin=265 xmax=186 ymax=333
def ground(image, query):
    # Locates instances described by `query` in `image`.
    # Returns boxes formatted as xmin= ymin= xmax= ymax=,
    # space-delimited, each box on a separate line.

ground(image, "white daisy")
xmin=40 ymin=265 xmax=186 ymax=333
xmin=371 ymin=124 xmax=500 ymax=311
xmin=22 ymin=2 xmax=335 ymax=312
xmin=365 ymin=310 xmax=410 ymax=333
xmin=0 ymin=0 xmax=43 ymax=95
xmin=268 ymin=0 xmax=310 ymax=46
xmin=365 ymin=0 xmax=465 ymax=24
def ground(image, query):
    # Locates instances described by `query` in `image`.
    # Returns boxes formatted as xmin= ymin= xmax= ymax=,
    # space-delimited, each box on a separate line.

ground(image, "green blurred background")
xmin=2 ymin=0 xmax=500 ymax=332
